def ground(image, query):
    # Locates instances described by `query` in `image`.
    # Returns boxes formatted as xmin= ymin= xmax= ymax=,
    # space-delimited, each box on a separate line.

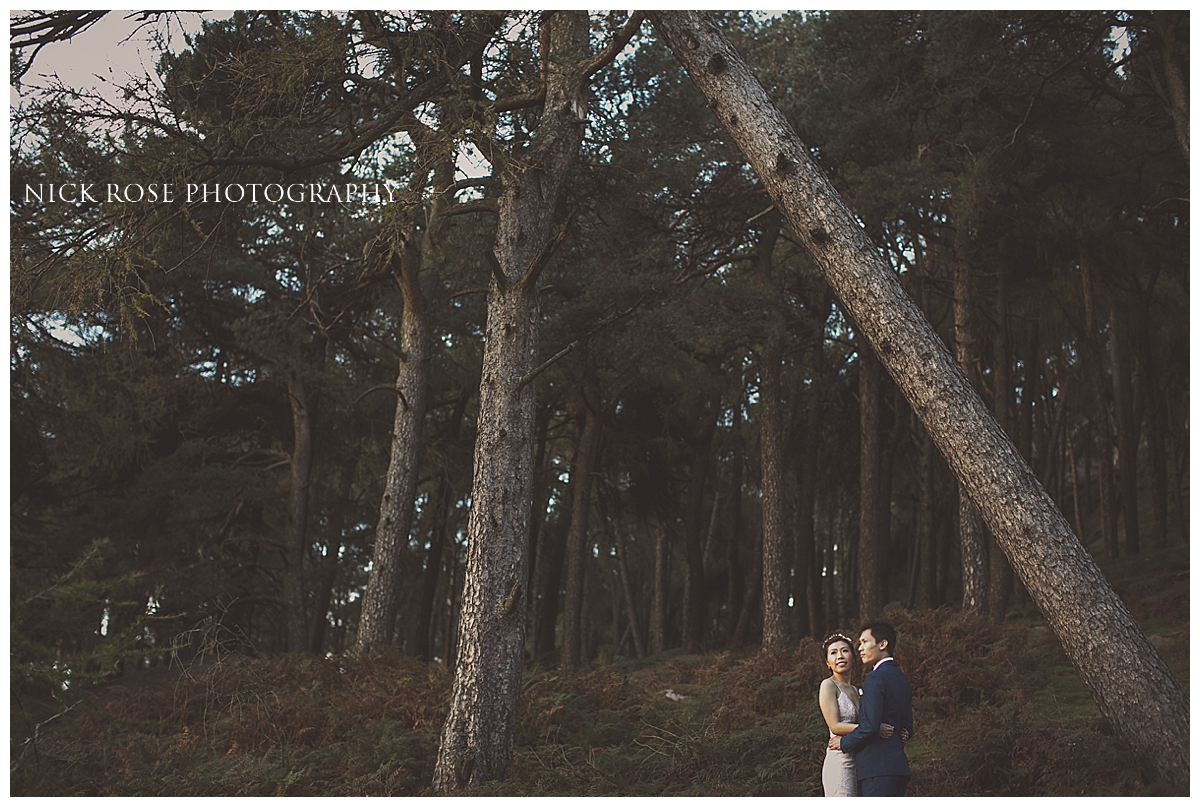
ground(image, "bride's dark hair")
xmin=822 ymin=631 xmax=856 ymax=656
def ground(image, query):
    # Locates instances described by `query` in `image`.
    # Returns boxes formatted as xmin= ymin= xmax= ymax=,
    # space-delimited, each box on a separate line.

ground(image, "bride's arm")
xmin=818 ymin=680 xmax=859 ymax=736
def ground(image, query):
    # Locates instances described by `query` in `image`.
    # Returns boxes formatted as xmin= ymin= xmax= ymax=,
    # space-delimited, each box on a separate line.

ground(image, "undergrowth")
xmin=11 ymin=550 xmax=1188 ymax=797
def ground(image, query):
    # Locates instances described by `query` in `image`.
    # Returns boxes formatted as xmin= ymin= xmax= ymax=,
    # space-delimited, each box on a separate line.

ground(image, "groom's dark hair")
xmin=860 ymin=620 xmax=898 ymax=656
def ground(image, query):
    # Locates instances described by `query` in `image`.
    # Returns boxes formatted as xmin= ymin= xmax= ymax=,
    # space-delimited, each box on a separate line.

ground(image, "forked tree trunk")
xmin=433 ymin=11 xmax=640 ymax=791
xmin=650 ymin=11 xmax=1188 ymax=789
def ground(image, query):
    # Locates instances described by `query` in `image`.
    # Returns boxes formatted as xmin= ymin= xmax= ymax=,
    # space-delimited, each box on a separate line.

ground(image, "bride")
xmin=818 ymin=632 xmax=896 ymax=797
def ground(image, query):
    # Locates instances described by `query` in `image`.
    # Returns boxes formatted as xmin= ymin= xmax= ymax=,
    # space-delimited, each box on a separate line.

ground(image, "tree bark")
xmin=952 ymin=255 xmax=988 ymax=615
xmin=724 ymin=423 xmax=746 ymax=639
xmin=1109 ymin=306 xmax=1141 ymax=555
xmin=909 ymin=415 xmax=937 ymax=610
xmin=610 ymin=518 xmax=647 ymax=659
xmin=526 ymin=404 xmax=552 ymax=628
xmin=681 ymin=415 xmax=715 ymax=653
xmin=413 ymin=472 xmax=452 ymax=661
xmin=988 ymin=265 xmax=1014 ymax=622
xmin=561 ymin=380 xmax=602 ymax=671
xmin=759 ymin=314 xmax=788 ymax=647
xmin=651 ymin=519 xmax=669 ymax=655
xmin=1078 ymin=244 xmax=1120 ymax=558
xmin=531 ymin=500 xmax=568 ymax=665
xmin=433 ymin=12 xmax=592 ymax=791
xmin=357 ymin=234 xmax=433 ymax=653
xmin=651 ymin=11 xmax=1189 ymax=789
xmin=857 ymin=343 xmax=883 ymax=619
xmin=794 ymin=389 xmax=819 ymax=640
xmin=283 ymin=338 xmax=314 ymax=654
xmin=308 ymin=538 xmax=340 ymax=655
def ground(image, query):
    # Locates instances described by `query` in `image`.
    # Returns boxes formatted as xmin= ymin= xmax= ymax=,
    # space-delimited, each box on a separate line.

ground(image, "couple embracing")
xmin=818 ymin=621 xmax=913 ymax=797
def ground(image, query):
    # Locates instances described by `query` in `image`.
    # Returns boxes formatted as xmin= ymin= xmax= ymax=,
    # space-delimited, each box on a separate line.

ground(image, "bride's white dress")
xmin=822 ymin=687 xmax=858 ymax=797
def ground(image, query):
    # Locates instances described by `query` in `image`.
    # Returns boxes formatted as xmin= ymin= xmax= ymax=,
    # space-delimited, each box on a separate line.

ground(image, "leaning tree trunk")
xmin=357 ymin=237 xmax=433 ymax=653
xmin=650 ymin=11 xmax=1189 ymax=789
xmin=358 ymin=150 xmax=456 ymax=653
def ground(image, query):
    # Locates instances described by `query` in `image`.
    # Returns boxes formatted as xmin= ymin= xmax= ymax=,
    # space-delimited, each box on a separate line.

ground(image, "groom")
xmin=828 ymin=620 xmax=914 ymax=796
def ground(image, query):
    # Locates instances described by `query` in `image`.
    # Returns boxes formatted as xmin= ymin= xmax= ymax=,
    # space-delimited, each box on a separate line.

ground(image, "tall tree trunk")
xmin=414 ymin=472 xmax=452 ymax=661
xmin=857 ymin=343 xmax=883 ymax=619
xmin=908 ymin=416 xmax=937 ymax=610
xmin=1078 ymin=243 xmax=1120 ymax=558
xmin=651 ymin=12 xmax=1189 ymax=788
xmin=988 ymin=265 xmax=1014 ymax=622
xmin=794 ymin=389 xmax=819 ymax=640
xmin=283 ymin=338 xmax=314 ymax=654
xmin=561 ymin=379 xmax=602 ymax=671
xmin=532 ymin=499 xmax=568 ymax=664
xmin=1138 ymin=10 xmax=1190 ymax=163
xmin=1109 ymin=306 xmax=1141 ymax=555
xmin=734 ymin=510 xmax=764 ymax=647
xmin=308 ymin=538 xmax=341 ymax=655
xmin=759 ymin=316 xmax=788 ymax=647
xmin=357 ymin=236 xmax=433 ymax=653
xmin=526 ymin=405 xmax=552 ymax=625
xmin=953 ymin=254 xmax=988 ymax=616
xmin=1168 ymin=405 xmax=1188 ymax=541
xmin=610 ymin=517 xmax=647 ymax=659
xmin=909 ymin=273 xmax=937 ymax=611
xmin=724 ymin=424 xmax=746 ymax=638
xmin=433 ymin=12 xmax=589 ymax=791
xmin=651 ymin=519 xmax=669 ymax=655
xmin=878 ymin=389 xmax=900 ymax=605
xmin=1145 ymin=396 xmax=1170 ymax=547
xmin=681 ymin=416 xmax=715 ymax=652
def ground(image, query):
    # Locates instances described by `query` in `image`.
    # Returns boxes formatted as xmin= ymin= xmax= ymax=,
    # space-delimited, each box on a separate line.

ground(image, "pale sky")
xmin=11 ymin=11 xmax=232 ymax=103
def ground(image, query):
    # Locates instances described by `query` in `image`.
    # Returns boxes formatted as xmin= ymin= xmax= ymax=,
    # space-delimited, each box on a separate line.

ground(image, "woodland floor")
xmin=10 ymin=543 xmax=1189 ymax=797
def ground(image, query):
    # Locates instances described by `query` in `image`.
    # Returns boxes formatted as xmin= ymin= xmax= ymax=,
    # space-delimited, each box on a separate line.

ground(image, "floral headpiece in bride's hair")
xmin=822 ymin=632 xmax=856 ymax=652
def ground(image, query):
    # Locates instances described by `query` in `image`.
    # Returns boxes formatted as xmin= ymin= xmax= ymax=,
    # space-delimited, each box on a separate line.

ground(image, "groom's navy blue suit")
xmin=839 ymin=657 xmax=913 ymax=796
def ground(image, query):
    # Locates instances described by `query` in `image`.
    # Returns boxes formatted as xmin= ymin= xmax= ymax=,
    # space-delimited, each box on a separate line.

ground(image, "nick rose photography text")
xmin=24 ymin=182 xmax=409 ymax=205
